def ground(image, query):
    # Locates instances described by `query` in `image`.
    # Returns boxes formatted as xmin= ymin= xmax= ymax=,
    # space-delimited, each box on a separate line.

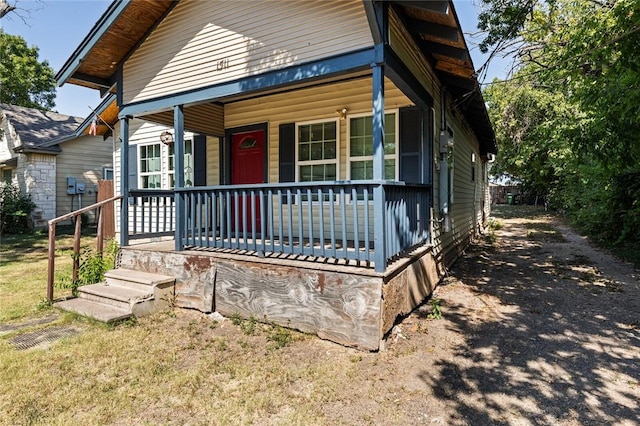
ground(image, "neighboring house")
xmin=0 ymin=104 xmax=113 ymax=227
xmin=56 ymin=0 xmax=497 ymax=349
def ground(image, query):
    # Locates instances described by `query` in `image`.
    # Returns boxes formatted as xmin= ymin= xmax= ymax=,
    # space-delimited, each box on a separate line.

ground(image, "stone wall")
xmin=17 ymin=153 xmax=57 ymax=228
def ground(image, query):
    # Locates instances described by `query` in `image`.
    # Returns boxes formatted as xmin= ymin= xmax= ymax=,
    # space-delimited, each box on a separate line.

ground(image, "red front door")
xmin=231 ymin=128 xmax=265 ymax=233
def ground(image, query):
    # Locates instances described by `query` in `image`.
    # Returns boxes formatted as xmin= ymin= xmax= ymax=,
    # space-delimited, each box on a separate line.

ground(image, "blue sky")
xmin=1 ymin=0 xmax=509 ymax=119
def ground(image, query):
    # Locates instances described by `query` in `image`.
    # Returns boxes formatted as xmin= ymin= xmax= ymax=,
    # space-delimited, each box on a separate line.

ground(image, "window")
xmin=2 ymin=169 xmax=12 ymax=184
xmin=140 ymin=143 xmax=162 ymax=189
xmin=296 ymin=120 xmax=338 ymax=182
xmin=103 ymin=167 xmax=114 ymax=180
xmin=139 ymin=139 xmax=193 ymax=189
xmin=168 ymin=140 xmax=193 ymax=188
xmin=471 ymin=153 xmax=476 ymax=182
xmin=348 ymin=112 xmax=398 ymax=180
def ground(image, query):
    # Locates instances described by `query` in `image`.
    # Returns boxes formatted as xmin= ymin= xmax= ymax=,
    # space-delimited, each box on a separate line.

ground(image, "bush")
xmin=0 ymin=183 xmax=35 ymax=234
xmin=56 ymin=239 xmax=119 ymax=296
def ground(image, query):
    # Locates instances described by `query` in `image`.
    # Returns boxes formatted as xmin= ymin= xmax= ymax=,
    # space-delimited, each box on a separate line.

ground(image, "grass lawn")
xmin=0 ymin=230 xmax=357 ymax=425
xmin=1 ymin=209 xmax=637 ymax=424
xmin=0 ymin=228 xmax=100 ymax=322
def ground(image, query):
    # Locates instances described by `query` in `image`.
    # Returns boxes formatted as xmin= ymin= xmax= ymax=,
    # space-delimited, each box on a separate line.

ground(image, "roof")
xmin=56 ymin=0 xmax=496 ymax=155
xmin=392 ymin=1 xmax=496 ymax=154
xmin=72 ymin=93 xmax=119 ymax=138
xmin=0 ymin=104 xmax=84 ymax=154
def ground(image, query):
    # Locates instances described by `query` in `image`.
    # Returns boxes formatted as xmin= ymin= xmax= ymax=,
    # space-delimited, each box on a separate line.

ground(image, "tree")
xmin=0 ymin=29 xmax=56 ymax=110
xmin=480 ymin=0 xmax=640 ymax=248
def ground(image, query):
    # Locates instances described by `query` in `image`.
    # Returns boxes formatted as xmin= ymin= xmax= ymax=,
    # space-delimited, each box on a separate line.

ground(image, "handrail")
xmin=47 ymin=195 xmax=122 ymax=302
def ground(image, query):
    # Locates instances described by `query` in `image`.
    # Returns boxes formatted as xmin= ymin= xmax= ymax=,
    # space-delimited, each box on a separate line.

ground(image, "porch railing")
xmin=128 ymin=189 xmax=175 ymax=239
xmin=47 ymin=195 xmax=122 ymax=302
xmin=127 ymin=181 xmax=430 ymax=270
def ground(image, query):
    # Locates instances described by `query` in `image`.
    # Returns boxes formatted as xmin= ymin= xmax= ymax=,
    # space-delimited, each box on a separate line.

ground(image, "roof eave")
xmin=14 ymin=146 xmax=62 ymax=155
xmin=55 ymin=0 xmax=131 ymax=87
xmin=74 ymin=93 xmax=118 ymax=137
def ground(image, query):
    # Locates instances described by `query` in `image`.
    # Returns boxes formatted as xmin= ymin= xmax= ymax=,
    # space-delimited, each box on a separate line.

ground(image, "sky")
xmin=1 ymin=0 xmax=510 ymax=119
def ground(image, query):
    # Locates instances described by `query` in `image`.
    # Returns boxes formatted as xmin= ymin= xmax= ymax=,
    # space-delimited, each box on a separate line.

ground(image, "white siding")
xmin=123 ymin=0 xmax=373 ymax=104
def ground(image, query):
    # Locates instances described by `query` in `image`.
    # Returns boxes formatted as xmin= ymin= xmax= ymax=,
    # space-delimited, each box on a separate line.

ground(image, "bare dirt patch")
xmin=368 ymin=205 xmax=639 ymax=425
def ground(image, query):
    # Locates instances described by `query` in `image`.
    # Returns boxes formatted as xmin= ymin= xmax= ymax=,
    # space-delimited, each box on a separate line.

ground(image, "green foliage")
xmin=230 ymin=312 xmax=242 ymax=326
xmin=56 ymin=239 xmax=119 ymax=296
xmin=427 ymin=298 xmax=442 ymax=320
xmin=266 ymin=325 xmax=294 ymax=350
xmin=0 ymin=30 xmax=56 ymax=110
xmin=0 ymin=183 xmax=35 ymax=234
xmin=483 ymin=0 xmax=640 ymax=250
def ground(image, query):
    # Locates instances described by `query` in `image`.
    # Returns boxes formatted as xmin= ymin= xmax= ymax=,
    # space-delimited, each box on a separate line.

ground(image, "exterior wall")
xmin=381 ymin=246 xmax=442 ymax=340
xmin=0 ymin=114 xmax=18 ymax=162
xmin=225 ymin=77 xmax=412 ymax=183
xmin=0 ymin=114 xmax=19 ymax=186
xmin=123 ymin=0 xmax=373 ymax=104
xmin=443 ymin=115 xmax=484 ymax=264
xmin=118 ymin=245 xmax=384 ymax=350
xmin=55 ymin=135 xmax=113 ymax=224
xmin=389 ymin=6 xmax=487 ymax=268
xmin=17 ymin=153 xmax=56 ymax=228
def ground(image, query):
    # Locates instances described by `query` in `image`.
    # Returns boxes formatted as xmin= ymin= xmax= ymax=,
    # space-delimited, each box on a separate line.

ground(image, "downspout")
xmin=438 ymin=89 xmax=452 ymax=232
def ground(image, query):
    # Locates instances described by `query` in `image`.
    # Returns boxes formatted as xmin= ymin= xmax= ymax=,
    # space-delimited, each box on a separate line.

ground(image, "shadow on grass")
xmin=0 ymin=226 xmax=98 ymax=265
xmin=419 ymin=206 xmax=640 ymax=424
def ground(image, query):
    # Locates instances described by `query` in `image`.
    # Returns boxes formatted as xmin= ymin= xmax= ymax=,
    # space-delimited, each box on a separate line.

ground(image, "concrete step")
xmin=56 ymin=269 xmax=176 ymax=323
xmin=55 ymin=298 xmax=132 ymax=323
xmin=105 ymin=269 xmax=175 ymax=292
xmin=78 ymin=283 xmax=153 ymax=311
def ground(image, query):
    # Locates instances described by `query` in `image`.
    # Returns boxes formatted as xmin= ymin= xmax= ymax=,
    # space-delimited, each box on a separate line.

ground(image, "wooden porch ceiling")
xmin=56 ymin=0 xmax=174 ymax=92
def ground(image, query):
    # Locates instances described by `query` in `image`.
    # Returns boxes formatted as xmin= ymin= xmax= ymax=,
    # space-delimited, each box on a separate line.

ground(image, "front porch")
xmin=119 ymin=180 xmax=437 ymax=349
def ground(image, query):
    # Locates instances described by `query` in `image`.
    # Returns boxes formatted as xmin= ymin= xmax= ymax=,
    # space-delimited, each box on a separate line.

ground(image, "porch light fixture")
xmin=336 ymin=108 xmax=348 ymax=120
xmin=160 ymin=131 xmax=174 ymax=145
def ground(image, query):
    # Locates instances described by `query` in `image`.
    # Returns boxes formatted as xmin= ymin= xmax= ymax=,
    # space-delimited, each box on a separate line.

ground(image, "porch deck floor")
xmin=124 ymin=237 xmax=432 ymax=278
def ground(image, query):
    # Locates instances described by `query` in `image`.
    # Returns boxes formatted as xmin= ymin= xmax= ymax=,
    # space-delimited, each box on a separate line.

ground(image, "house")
xmin=55 ymin=0 xmax=497 ymax=350
xmin=0 ymin=103 xmax=113 ymax=228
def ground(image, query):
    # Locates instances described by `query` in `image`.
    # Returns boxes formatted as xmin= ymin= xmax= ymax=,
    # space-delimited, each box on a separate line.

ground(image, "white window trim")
xmin=138 ymin=138 xmax=194 ymax=190
xmin=346 ymin=109 xmax=399 ymax=181
xmin=103 ymin=167 xmax=114 ymax=180
xmin=168 ymin=138 xmax=194 ymax=188
xmin=138 ymin=142 xmax=162 ymax=189
xmin=294 ymin=118 xmax=340 ymax=182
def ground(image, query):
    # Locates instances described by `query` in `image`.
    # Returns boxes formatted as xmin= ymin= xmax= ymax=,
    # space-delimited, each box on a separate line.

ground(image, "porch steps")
xmin=55 ymin=269 xmax=175 ymax=323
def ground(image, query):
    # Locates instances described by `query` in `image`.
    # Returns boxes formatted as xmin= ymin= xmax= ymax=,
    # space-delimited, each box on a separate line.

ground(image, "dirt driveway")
xmin=350 ymin=205 xmax=639 ymax=425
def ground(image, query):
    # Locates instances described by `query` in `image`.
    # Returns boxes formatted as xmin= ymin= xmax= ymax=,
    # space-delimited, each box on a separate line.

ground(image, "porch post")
xmin=120 ymin=116 xmax=130 ymax=247
xmin=174 ymin=105 xmax=185 ymax=251
xmin=372 ymin=44 xmax=387 ymax=272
